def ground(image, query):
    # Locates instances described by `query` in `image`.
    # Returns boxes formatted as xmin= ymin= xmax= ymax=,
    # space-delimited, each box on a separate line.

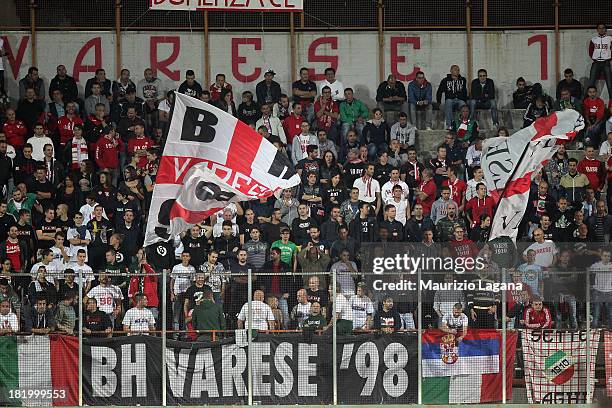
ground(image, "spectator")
xmin=436 ymin=203 xmax=467 ymax=243
xmin=112 ymin=69 xmax=136 ymax=104
xmin=376 ymin=74 xmax=407 ymax=123
xmin=588 ymin=23 xmax=611 ymax=98
xmin=82 ymin=297 xmax=112 ymax=337
xmin=582 ymin=85 xmax=606 ymax=147
xmin=170 ymin=251 xmax=195 ymax=331
xmin=256 ymin=103 xmax=286 ymax=145
xmin=85 ymin=83 xmax=110 ymax=117
xmin=339 ymin=88 xmax=369 ymax=143
xmin=298 ymin=241 xmax=330 ymax=286
xmin=209 ymin=73 xmax=231 ymax=102
xmin=440 ymin=303 xmax=469 ymax=341
xmin=434 ymin=274 xmax=465 ymax=325
xmin=255 ymin=69 xmax=282 ymax=105
xmin=302 ymin=301 xmax=326 ymax=330
xmin=18 ymin=67 xmax=45 ymax=101
xmin=452 ymin=105 xmax=479 ymax=144
xmin=406 ymin=71 xmax=433 ymax=130
xmin=373 ymin=295 xmax=401 ymax=333
xmin=436 ymin=65 xmax=468 ymax=129
xmin=518 ymin=249 xmax=544 ymax=296
xmin=18 ymin=90 xmax=45 ymax=137
xmin=350 ymin=283 xmax=373 ymax=330
xmin=237 ymin=289 xmax=275 ymax=330
xmin=0 ymin=278 xmax=21 ymax=322
xmin=27 ymin=125 xmax=53 ymax=162
xmin=54 ymin=290 xmax=77 ymax=335
xmin=49 ymin=65 xmax=78 ymax=103
xmin=327 ymin=284 xmax=353 ymax=334
xmin=415 ymin=168 xmax=436 ymax=217
xmin=469 ymin=68 xmax=499 ymax=127
xmin=3 ymin=108 xmax=28 ymax=150
xmin=465 ymin=182 xmax=495 ymax=229
xmin=331 ymin=249 xmax=358 ymax=297
xmin=349 ymin=202 xmax=378 ymax=243
xmin=560 ymin=158 xmax=590 ymax=205
xmin=389 ymin=112 xmax=416 ymax=150
xmin=578 ymin=146 xmax=605 ymax=195
xmin=0 ymin=298 xmax=18 ymax=335
xmin=237 ymin=90 xmax=260 ymax=127
xmin=362 ymin=108 xmax=389 ymax=160
xmin=292 ymin=67 xmax=317 ymax=123
xmin=590 ymin=249 xmax=612 ymax=328
xmin=522 ymin=296 xmax=553 ymax=329
xmin=84 ymin=68 xmax=112 ymax=99
xmin=523 ymin=95 xmax=550 ymax=128
xmin=556 ymin=68 xmax=583 ymax=100
xmin=191 ymin=285 xmax=225 ymax=341
xmin=289 ymin=288 xmax=311 ymax=329
xmin=84 ymin=273 xmax=123 ymax=327
xmin=430 ymin=186 xmax=458 ymax=225
xmin=24 ymin=297 xmax=55 ymax=334
xmin=524 ymin=228 xmax=558 ymax=268
xmin=314 ymin=86 xmax=340 ymax=143
xmin=319 ymin=67 xmax=344 ymax=102
xmin=123 ymin=293 xmax=156 ymax=335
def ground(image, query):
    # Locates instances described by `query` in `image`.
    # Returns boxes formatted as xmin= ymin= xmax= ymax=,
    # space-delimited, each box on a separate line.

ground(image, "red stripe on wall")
xmin=50 ymin=334 xmax=79 ymax=406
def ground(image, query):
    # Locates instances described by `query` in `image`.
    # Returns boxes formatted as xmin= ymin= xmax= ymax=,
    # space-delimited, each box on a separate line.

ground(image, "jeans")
xmin=409 ymin=102 xmax=433 ymax=129
xmin=367 ymin=142 xmax=388 ymax=161
xmin=377 ymin=101 xmax=408 ymax=126
xmin=554 ymin=294 xmax=577 ymax=329
xmin=278 ymin=297 xmax=289 ymax=330
xmin=400 ymin=312 xmax=415 ymax=329
xmin=303 ymin=103 xmax=315 ymax=125
xmin=173 ymin=293 xmax=186 ymax=331
xmin=444 ymin=98 xmax=466 ymax=129
xmin=591 ymin=289 xmax=612 ymax=329
xmin=468 ymin=99 xmax=499 ymax=125
xmin=589 ymin=60 xmax=612 ymax=98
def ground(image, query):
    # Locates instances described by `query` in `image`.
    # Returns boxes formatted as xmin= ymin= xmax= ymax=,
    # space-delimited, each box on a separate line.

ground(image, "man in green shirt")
xmin=191 ymin=286 xmax=226 ymax=341
xmin=55 ymin=290 xmax=77 ymax=335
xmin=339 ymin=88 xmax=369 ymax=144
xmin=270 ymin=227 xmax=298 ymax=272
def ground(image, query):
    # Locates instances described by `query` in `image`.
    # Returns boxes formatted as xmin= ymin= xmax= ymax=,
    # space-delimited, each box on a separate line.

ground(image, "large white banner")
xmin=1 ymin=29 xmax=604 ymax=109
xmin=149 ymin=0 xmax=304 ymax=12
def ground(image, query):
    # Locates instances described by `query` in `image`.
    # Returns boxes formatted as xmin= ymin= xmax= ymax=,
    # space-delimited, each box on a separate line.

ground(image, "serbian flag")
xmin=144 ymin=93 xmax=300 ymax=246
xmin=422 ymin=329 xmax=517 ymax=404
xmin=483 ymin=110 xmax=584 ymax=241
xmin=0 ymin=335 xmax=78 ymax=406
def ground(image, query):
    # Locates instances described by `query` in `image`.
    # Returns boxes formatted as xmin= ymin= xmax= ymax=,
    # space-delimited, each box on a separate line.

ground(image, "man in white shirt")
xmin=84 ymin=272 xmax=123 ymax=326
xmin=0 ymin=299 xmax=19 ymax=335
xmin=353 ymin=163 xmax=381 ymax=214
xmin=123 ymin=293 xmax=156 ymax=335
xmin=466 ymin=166 xmax=485 ymax=202
xmin=26 ymin=124 xmax=54 ymax=162
xmin=319 ymin=67 xmax=345 ymax=102
xmin=289 ymin=289 xmax=311 ymax=329
xmin=381 ymin=168 xmax=410 ymax=203
xmin=385 ymin=185 xmax=411 ymax=226
xmin=67 ymin=212 xmax=91 ymax=262
xmin=237 ymin=290 xmax=275 ymax=330
xmin=523 ymin=228 xmax=558 ymax=269
xmin=171 ymin=251 xmax=196 ymax=330
xmin=256 ymin=103 xmax=287 ymax=144
xmin=66 ymin=249 xmax=94 ymax=293
xmin=440 ymin=303 xmax=469 ymax=342
xmin=350 ymin=283 xmax=373 ymax=330
xmin=291 ymin=121 xmax=318 ymax=165
xmin=50 ymin=232 xmax=70 ymax=268
xmin=328 ymin=285 xmax=354 ymax=334
xmin=30 ymin=249 xmax=63 ymax=284
xmin=589 ymin=250 xmax=612 ymax=328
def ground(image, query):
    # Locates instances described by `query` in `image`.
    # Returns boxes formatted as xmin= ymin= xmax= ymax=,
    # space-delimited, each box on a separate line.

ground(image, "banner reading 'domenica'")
xmin=150 ymin=0 xmax=304 ymax=12
xmin=521 ymin=329 xmax=599 ymax=404
xmin=79 ymin=333 xmax=418 ymax=405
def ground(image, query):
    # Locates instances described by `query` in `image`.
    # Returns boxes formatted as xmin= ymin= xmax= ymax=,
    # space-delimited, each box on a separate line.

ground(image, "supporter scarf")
xmin=71 ymin=138 xmax=89 ymax=169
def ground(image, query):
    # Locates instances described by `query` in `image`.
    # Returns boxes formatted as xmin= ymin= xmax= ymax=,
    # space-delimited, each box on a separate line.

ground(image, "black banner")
xmin=81 ymin=333 xmax=418 ymax=405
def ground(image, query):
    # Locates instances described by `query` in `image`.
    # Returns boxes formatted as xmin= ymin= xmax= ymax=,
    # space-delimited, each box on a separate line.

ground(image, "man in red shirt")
xmin=465 ymin=182 xmax=495 ymax=229
xmin=283 ymin=102 xmax=304 ymax=150
xmin=2 ymin=108 xmax=28 ymax=150
xmin=416 ymin=168 xmax=437 ymax=216
xmin=209 ymin=73 xmax=232 ymax=102
xmin=449 ymin=226 xmax=479 ymax=263
xmin=442 ymin=167 xmax=466 ymax=212
xmin=57 ymin=101 xmax=84 ymax=148
xmin=95 ymin=126 xmax=124 ymax=184
xmin=0 ymin=226 xmax=26 ymax=274
xmin=127 ymin=123 xmax=154 ymax=169
xmin=314 ymin=86 xmax=340 ymax=143
xmin=522 ymin=296 xmax=553 ymax=329
xmin=578 ymin=145 xmax=606 ymax=194
xmin=582 ymin=85 xmax=606 ymax=147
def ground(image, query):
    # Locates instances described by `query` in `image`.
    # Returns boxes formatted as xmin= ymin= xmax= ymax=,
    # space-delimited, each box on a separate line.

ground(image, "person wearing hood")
xmin=362 ymin=108 xmax=389 ymax=161
xmin=469 ymin=69 xmax=499 ymax=127
xmin=408 ymin=71 xmax=433 ymax=130
xmin=191 ymin=285 xmax=225 ymax=341
xmin=436 ymin=65 xmax=468 ymax=130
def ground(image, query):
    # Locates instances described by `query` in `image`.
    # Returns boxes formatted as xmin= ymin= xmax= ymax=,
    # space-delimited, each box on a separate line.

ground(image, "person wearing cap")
xmin=256 ymin=69 xmax=282 ymax=105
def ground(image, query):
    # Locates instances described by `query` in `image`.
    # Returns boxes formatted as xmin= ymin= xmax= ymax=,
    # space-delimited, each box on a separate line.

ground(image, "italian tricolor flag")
xmin=0 ymin=335 xmax=78 ymax=406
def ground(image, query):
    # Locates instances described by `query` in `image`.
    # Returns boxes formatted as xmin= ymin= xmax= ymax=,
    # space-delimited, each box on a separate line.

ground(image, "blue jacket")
xmin=408 ymin=80 xmax=433 ymax=104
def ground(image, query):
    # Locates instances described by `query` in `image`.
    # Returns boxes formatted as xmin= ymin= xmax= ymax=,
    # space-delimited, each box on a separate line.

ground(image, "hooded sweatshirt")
xmin=191 ymin=299 xmax=226 ymax=331
xmin=436 ymin=74 xmax=467 ymax=103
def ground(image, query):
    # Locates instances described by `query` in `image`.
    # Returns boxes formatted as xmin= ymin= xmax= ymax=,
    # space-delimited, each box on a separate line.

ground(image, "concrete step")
xmin=415 ymin=129 xmax=522 ymax=152
xmin=410 ymin=107 xmax=526 ymax=131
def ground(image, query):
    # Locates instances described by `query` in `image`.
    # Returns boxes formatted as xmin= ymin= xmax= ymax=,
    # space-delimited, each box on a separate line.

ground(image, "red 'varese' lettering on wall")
xmin=390 ymin=36 xmax=421 ymax=81
xmin=232 ymin=38 xmax=262 ymax=83
xmin=151 ymin=36 xmax=181 ymax=81
xmin=73 ymin=37 xmax=102 ymax=81
xmin=307 ymin=37 xmax=338 ymax=81
xmin=527 ymin=34 xmax=548 ymax=81
xmin=0 ymin=36 xmax=29 ymax=80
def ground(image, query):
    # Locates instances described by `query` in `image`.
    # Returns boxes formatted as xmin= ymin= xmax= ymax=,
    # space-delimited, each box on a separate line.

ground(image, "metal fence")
xmin=0 ymin=241 xmax=611 ymax=405
xmin=2 ymin=0 xmax=610 ymax=30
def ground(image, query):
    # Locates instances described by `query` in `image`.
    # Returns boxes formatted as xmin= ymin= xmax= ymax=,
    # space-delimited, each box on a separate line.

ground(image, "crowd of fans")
xmin=0 ymin=24 xmax=611 ymax=338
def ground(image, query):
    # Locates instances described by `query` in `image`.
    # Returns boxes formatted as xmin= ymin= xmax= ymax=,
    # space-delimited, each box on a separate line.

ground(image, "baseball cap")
xmin=265 ymin=69 xmax=276 ymax=76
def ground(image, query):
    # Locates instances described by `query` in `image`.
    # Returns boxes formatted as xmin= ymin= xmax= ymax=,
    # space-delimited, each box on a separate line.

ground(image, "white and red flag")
xmin=482 ymin=110 xmax=584 ymax=241
xmin=144 ymin=93 xmax=300 ymax=246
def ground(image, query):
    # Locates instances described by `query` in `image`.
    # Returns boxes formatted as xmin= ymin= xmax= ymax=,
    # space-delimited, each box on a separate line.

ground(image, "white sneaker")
xmin=576 ymin=141 xmax=584 ymax=149
xmin=426 ymin=126 xmax=432 ymax=131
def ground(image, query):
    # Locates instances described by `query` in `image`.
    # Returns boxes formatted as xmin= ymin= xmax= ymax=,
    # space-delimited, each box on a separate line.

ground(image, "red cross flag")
xmin=144 ymin=92 xmax=300 ymax=246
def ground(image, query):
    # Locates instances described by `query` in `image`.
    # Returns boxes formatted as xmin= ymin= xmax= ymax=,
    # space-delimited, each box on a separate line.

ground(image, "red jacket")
xmin=127 ymin=136 xmax=154 ymax=168
xmin=523 ymin=306 xmax=553 ymax=329
xmin=577 ymin=157 xmax=605 ymax=190
xmin=128 ymin=263 xmax=159 ymax=307
xmin=583 ymin=97 xmax=605 ymax=123
xmin=95 ymin=135 xmax=123 ymax=169
xmin=283 ymin=114 xmax=304 ymax=145
xmin=3 ymin=120 xmax=28 ymax=149
xmin=57 ymin=114 xmax=84 ymax=146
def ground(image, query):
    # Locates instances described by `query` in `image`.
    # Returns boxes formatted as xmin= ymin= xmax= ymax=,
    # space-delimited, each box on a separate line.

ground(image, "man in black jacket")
xmin=349 ymin=202 xmax=378 ymax=243
xmin=436 ymin=65 xmax=468 ymax=130
xmin=49 ymin=65 xmax=79 ymax=104
xmin=256 ymin=69 xmax=282 ymax=105
xmin=376 ymin=74 xmax=408 ymax=122
xmin=468 ymin=69 xmax=499 ymax=127
xmin=404 ymin=203 xmax=434 ymax=242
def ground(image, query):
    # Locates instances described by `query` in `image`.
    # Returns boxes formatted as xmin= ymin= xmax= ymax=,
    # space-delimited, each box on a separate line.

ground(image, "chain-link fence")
xmin=2 ymin=0 xmax=610 ymax=30
xmin=0 ymin=243 xmax=611 ymax=405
